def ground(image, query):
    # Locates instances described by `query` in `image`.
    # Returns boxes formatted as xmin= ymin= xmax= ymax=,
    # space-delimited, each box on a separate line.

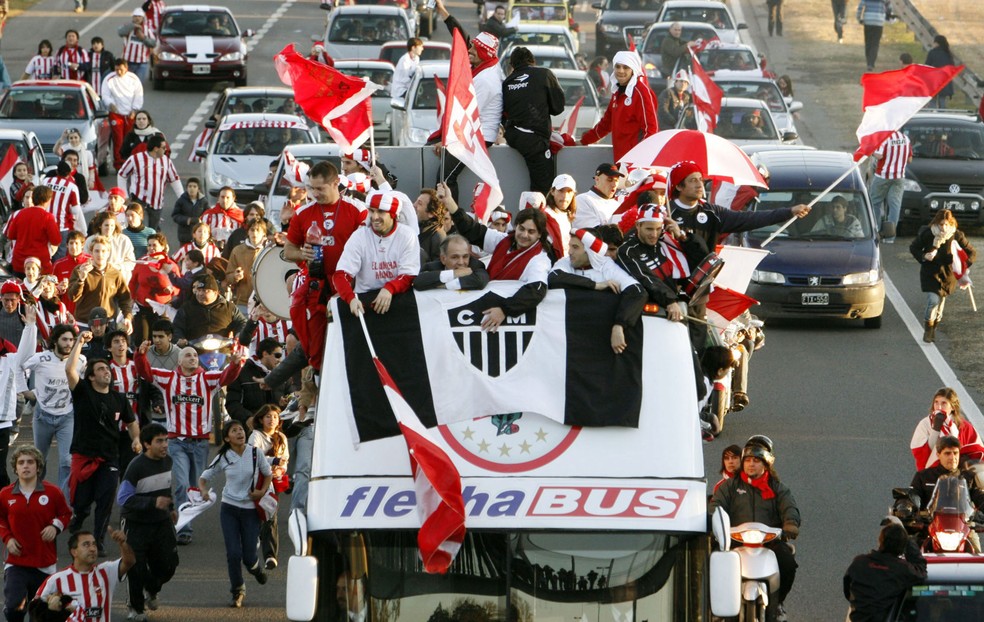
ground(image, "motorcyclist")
xmin=909 ymin=435 xmax=984 ymax=511
xmin=709 ymin=435 xmax=801 ymax=618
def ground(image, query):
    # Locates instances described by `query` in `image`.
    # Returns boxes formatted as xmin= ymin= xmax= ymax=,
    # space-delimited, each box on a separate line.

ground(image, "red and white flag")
xmin=188 ymin=128 xmax=213 ymax=162
xmin=274 ymin=44 xmax=381 ymax=153
xmin=282 ymin=149 xmax=310 ymax=187
xmin=372 ymin=358 xmax=466 ymax=574
xmin=0 ymin=145 xmax=19 ymax=196
xmin=441 ymin=30 xmax=503 ymax=223
xmin=555 ymin=95 xmax=584 ymax=135
xmin=952 ymin=240 xmax=972 ymax=288
xmin=688 ymin=53 xmax=723 ymax=133
xmin=854 ymin=63 xmax=963 ymax=160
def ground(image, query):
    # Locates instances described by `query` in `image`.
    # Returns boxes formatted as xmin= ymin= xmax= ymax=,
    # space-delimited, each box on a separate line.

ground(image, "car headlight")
xmin=842 ymin=270 xmax=879 ymax=285
xmin=218 ymin=52 xmax=243 ymax=62
xmin=602 ymin=24 xmax=621 ymax=33
xmin=752 ymin=270 xmax=785 ymax=284
xmin=208 ymin=170 xmax=237 ymax=188
xmin=158 ymin=51 xmax=182 ymax=62
xmin=902 ymin=178 xmax=921 ymax=192
xmin=408 ymin=127 xmax=431 ymax=144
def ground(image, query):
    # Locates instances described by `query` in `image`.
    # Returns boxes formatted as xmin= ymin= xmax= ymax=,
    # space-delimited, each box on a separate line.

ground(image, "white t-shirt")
xmin=572 ymin=189 xmax=621 ymax=229
xmin=391 ymin=52 xmax=418 ymax=99
xmin=335 ymin=223 xmax=421 ymax=293
xmin=23 ymin=331 xmax=86 ymax=417
xmin=551 ymin=255 xmax=638 ymax=290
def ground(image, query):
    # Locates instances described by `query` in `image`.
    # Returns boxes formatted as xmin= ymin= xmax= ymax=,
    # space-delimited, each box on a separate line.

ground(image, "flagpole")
xmin=357 ymin=312 xmax=378 ymax=359
xmin=440 ymin=145 xmax=445 ymax=184
xmin=369 ymin=124 xmax=376 ymax=172
xmin=760 ymin=156 xmax=868 ymax=248
xmin=969 ymin=285 xmax=978 ymax=312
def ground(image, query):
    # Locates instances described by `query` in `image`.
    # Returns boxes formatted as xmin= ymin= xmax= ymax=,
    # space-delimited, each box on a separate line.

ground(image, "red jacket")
xmin=580 ymin=76 xmax=659 ymax=162
xmin=128 ymin=254 xmax=179 ymax=307
xmin=0 ymin=480 xmax=72 ymax=569
xmin=5 ymin=207 xmax=61 ymax=273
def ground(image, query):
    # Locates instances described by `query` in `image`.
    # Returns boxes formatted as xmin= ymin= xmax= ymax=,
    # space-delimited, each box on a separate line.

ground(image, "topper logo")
xmin=527 ymin=487 xmax=687 ymax=519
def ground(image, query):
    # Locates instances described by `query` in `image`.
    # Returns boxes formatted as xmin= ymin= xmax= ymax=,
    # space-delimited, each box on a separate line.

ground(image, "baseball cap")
xmin=551 ymin=174 xmax=577 ymax=191
xmin=89 ymin=306 xmax=109 ymax=320
xmin=109 ymin=187 xmax=127 ymax=199
xmin=595 ymin=163 xmax=625 ymax=178
xmin=195 ymin=274 xmax=220 ymax=292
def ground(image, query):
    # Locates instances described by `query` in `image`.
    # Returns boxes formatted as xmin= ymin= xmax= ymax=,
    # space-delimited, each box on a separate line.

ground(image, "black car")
xmin=742 ymin=149 xmax=885 ymax=328
xmin=900 ymin=110 xmax=984 ymax=229
xmin=593 ymin=0 xmax=663 ymax=58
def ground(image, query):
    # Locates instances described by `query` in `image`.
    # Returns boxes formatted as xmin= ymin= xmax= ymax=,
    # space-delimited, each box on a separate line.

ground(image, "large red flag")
xmin=372 ymin=358 xmax=466 ymax=574
xmin=441 ymin=30 xmax=503 ymax=223
xmin=274 ymin=44 xmax=380 ymax=152
xmin=688 ymin=52 xmax=723 ymax=133
xmin=0 ymin=145 xmax=19 ymax=197
xmin=854 ymin=63 xmax=963 ymax=160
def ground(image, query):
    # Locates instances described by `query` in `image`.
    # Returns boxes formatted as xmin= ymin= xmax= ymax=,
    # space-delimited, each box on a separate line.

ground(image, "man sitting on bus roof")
xmin=413 ymin=234 xmax=491 ymax=292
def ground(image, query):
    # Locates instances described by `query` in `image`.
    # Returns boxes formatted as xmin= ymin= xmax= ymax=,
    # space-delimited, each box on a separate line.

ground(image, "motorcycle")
xmin=701 ymin=312 xmax=765 ymax=438
xmin=891 ymin=475 xmax=983 ymax=553
xmin=710 ymin=507 xmax=785 ymax=622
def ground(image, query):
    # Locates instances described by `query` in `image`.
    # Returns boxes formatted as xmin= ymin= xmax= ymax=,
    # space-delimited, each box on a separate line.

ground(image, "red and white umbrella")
xmin=618 ymin=129 xmax=769 ymax=189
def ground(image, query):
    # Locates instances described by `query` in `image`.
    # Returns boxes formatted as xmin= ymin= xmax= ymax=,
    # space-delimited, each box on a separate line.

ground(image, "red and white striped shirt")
xmin=44 ymin=175 xmax=85 ymax=232
xmin=117 ymin=152 xmax=180 ymax=211
xmin=111 ymin=358 xmax=140 ymax=429
xmin=144 ymin=0 xmax=167 ymax=35
xmin=874 ymin=131 xmax=912 ymax=179
xmin=247 ymin=317 xmax=291 ymax=355
xmin=88 ymin=51 xmax=106 ymax=93
xmin=24 ymin=55 xmax=57 ymax=79
xmin=56 ymin=45 xmax=89 ymax=81
xmin=121 ymin=23 xmax=154 ymax=64
xmin=36 ymin=560 xmax=122 ymax=622
xmin=37 ymin=300 xmax=71 ymax=345
xmin=172 ymin=241 xmax=220 ymax=265
xmin=135 ymin=354 xmax=242 ymax=438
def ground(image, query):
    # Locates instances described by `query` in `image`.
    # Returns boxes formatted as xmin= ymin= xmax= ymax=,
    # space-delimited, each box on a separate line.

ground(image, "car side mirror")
xmin=782 ymin=131 xmax=799 ymax=143
xmin=253 ymin=183 xmax=270 ymax=195
xmin=93 ymin=109 xmax=108 ymax=119
xmin=319 ymin=1 xmax=333 ymax=10
xmin=391 ymin=98 xmax=406 ymax=111
xmin=591 ymin=2 xmax=602 ymax=9
xmin=737 ymin=23 xmax=748 ymax=30
xmin=242 ymin=29 xmax=256 ymax=38
xmin=195 ymin=148 xmax=208 ymax=158
xmin=788 ymin=101 xmax=803 ymax=113
xmin=205 ymin=119 xmax=217 ymax=129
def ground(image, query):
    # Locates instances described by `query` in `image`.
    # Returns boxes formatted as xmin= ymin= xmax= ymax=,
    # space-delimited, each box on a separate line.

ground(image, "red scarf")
xmin=487 ymin=238 xmax=542 ymax=280
xmin=541 ymin=207 xmax=567 ymax=258
xmin=740 ymin=471 xmax=775 ymax=500
xmin=473 ymin=57 xmax=498 ymax=78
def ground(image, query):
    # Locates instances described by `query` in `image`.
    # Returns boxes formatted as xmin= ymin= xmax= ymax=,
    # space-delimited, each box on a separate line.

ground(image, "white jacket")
xmin=474 ymin=65 xmax=504 ymax=144
xmin=0 ymin=323 xmax=35 ymax=425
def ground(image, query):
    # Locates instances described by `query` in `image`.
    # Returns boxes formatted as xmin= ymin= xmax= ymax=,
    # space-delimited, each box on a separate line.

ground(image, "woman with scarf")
xmin=128 ymin=232 xmax=179 ymax=344
xmin=910 ymin=387 xmax=984 ymax=472
xmin=440 ymin=182 xmax=551 ymax=331
xmin=578 ymin=51 xmax=659 ymax=163
xmin=119 ymin=110 xmax=165 ymax=162
xmin=542 ymin=174 xmax=577 ymax=258
xmin=909 ymin=209 xmax=976 ymax=343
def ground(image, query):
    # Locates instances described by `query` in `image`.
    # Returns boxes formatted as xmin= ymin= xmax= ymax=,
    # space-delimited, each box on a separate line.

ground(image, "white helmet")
xmin=673 ymin=70 xmax=690 ymax=83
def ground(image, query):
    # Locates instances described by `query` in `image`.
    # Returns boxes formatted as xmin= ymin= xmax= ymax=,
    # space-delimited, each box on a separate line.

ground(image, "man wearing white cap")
xmin=117 ymin=8 xmax=156 ymax=82
xmin=579 ymin=51 xmax=659 ymax=163
xmin=332 ymin=191 xmax=421 ymax=317
xmin=549 ymin=229 xmax=645 ymax=353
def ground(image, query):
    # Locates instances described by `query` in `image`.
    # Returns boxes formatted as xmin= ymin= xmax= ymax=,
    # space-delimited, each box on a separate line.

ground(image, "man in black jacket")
xmin=480 ymin=5 xmax=517 ymax=40
xmin=909 ymin=435 xmax=984 ymax=510
xmin=226 ymin=338 xmax=286 ymax=426
xmin=413 ymin=234 xmax=490 ymax=292
xmin=501 ymin=46 xmax=565 ymax=195
xmin=172 ymin=274 xmax=246 ymax=347
xmin=844 ymin=520 xmax=927 ymax=622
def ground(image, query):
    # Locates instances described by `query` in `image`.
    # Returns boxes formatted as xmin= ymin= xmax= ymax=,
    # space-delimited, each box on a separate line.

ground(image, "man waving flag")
xmin=442 ymin=30 xmax=503 ymax=223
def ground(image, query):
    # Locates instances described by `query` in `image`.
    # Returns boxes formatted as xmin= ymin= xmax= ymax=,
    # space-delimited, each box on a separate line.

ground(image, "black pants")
xmin=768 ymin=539 xmax=798 ymax=604
xmin=121 ymin=518 xmax=179 ymax=614
xmin=71 ymin=459 xmax=119 ymax=551
xmin=0 ymin=427 xmax=11 ymax=489
xmin=767 ymin=0 xmax=783 ymax=35
xmin=260 ymin=514 xmax=279 ymax=562
xmin=863 ymin=25 xmax=883 ymax=69
xmin=505 ymin=128 xmax=555 ymax=196
xmin=118 ymin=431 xmax=138 ymax=482
xmin=831 ymin=0 xmax=847 ymax=38
xmin=3 ymin=566 xmax=48 ymax=622
xmin=145 ymin=207 xmax=162 ymax=231
xmin=438 ymin=141 xmax=494 ymax=204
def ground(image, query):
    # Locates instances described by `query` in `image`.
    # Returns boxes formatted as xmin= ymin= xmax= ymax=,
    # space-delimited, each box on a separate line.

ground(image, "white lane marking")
xmin=884 ymin=273 xmax=984 ymax=428
xmin=78 ymin=0 xmax=132 ymax=37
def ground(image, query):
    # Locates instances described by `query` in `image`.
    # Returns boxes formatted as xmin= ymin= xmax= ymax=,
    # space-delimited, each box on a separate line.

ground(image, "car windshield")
xmin=905 ymin=123 xmax=984 ymax=160
xmin=699 ymin=48 xmax=757 ymax=71
xmin=604 ymin=0 xmax=659 ymax=9
xmin=503 ymin=31 xmax=571 ymax=51
xmin=713 ymin=106 xmax=780 ymax=141
xmin=336 ymin=67 xmax=394 ymax=97
xmin=379 ymin=45 xmax=449 ymax=65
xmin=510 ymin=4 xmax=568 ymax=22
xmin=329 ymin=16 xmax=408 ymax=43
xmin=505 ymin=50 xmax=574 ymax=70
xmin=715 ymin=81 xmax=786 ymax=113
xmin=661 ymin=7 xmax=734 ymax=30
xmin=895 ymin=584 xmax=984 ymax=620
xmin=0 ymin=88 xmax=86 ymax=120
xmin=410 ymin=78 xmax=440 ymax=110
xmin=557 ymin=76 xmax=599 ymax=107
xmin=160 ymin=11 xmax=239 ymax=37
xmin=751 ymin=190 xmax=872 ymax=240
xmin=643 ymin=26 xmax=718 ymax=54
xmin=215 ymin=126 xmax=314 ymax=157
xmin=223 ymin=95 xmax=296 ymax=116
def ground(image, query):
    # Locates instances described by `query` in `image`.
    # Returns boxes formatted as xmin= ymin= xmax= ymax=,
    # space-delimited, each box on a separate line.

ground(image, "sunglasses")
xmin=272 ymin=351 xmax=284 ymax=359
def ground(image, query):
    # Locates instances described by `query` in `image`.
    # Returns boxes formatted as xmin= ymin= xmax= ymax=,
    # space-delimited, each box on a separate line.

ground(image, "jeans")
xmin=170 ymin=437 xmax=210 ymax=535
xmin=129 ymin=62 xmax=149 ymax=82
xmin=32 ymin=409 xmax=74 ymax=497
xmin=3 ymin=566 xmax=49 ymax=622
xmin=832 ymin=0 xmax=847 ymax=38
xmin=260 ymin=514 xmax=279 ymax=562
xmin=219 ymin=503 xmax=261 ymax=594
xmin=863 ymin=25 xmax=883 ymax=69
xmin=767 ymin=0 xmax=783 ymax=35
xmin=925 ymin=292 xmax=947 ymax=323
xmin=290 ymin=423 xmax=315 ymax=514
xmin=868 ymin=175 xmax=905 ymax=232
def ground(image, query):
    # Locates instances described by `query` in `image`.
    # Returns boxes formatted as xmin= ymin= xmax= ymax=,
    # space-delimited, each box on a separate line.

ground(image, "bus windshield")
xmin=322 ymin=530 xmax=701 ymax=622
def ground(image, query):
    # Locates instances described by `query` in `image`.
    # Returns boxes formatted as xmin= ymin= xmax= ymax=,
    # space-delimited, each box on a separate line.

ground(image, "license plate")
xmin=802 ymin=293 xmax=829 ymax=306
xmin=192 ymin=65 xmax=211 ymax=75
xmin=944 ymin=200 xmax=965 ymax=211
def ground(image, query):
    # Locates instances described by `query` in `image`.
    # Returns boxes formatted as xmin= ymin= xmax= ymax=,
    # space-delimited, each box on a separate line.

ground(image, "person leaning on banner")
xmin=549 ymin=229 xmax=645 ymax=354
xmin=332 ymin=191 xmax=421 ymax=317
xmin=616 ymin=205 xmax=706 ymax=323
xmin=438 ymin=182 xmax=551 ymax=331
xmin=414 ymin=233 xmax=491 ymax=292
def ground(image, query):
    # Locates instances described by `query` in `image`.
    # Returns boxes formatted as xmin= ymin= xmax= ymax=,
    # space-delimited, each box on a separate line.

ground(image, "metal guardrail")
xmin=892 ymin=0 xmax=983 ymax=112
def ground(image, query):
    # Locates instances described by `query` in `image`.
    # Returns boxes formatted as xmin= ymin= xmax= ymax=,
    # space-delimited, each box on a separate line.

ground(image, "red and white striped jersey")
xmin=44 ymin=175 xmax=83 ymax=231
xmin=36 ymin=559 xmax=122 ymax=622
xmin=136 ymin=357 xmax=241 ymax=438
xmin=56 ymin=46 xmax=89 ymax=81
xmin=37 ymin=301 xmax=71 ymax=345
xmin=172 ymin=241 xmax=220 ymax=265
xmin=201 ymin=210 xmax=241 ymax=240
xmin=144 ymin=0 xmax=167 ymax=34
xmin=111 ymin=358 xmax=140 ymax=428
xmin=247 ymin=317 xmax=291 ymax=355
xmin=121 ymin=24 xmax=154 ymax=64
xmin=117 ymin=152 xmax=179 ymax=211
xmin=874 ymin=131 xmax=912 ymax=179
xmin=88 ymin=51 xmax=106 ymax=93
xmin=24 ymin=55 xmax=57 ymax=79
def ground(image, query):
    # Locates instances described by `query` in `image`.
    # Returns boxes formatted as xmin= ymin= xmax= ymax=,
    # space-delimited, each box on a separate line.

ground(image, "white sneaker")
xmin=127 ymin=609 xmax=148 ymax=622
xmin=144 ymin=590 xmax=159 ymax=610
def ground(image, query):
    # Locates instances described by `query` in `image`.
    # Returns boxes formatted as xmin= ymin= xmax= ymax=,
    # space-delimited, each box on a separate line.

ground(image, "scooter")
xmin=710 ymin=507 xmax=784 ymax=622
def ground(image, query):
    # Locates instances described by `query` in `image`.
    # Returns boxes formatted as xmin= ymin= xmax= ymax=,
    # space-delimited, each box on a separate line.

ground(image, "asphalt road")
xmin=2 ymin=0 xmax=983 ymax=620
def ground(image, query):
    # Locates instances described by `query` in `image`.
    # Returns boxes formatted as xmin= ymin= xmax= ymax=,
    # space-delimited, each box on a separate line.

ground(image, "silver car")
xmin=321 ymin=5 xmax=412 ymax=61
xmin=678 ymin=97 xmax=799 ymax=146
xmin=391 ymin=62 xmax=448 ymax=147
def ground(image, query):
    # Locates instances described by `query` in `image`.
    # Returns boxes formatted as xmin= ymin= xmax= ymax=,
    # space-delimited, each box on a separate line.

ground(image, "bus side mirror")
xmin=709 ymin=551 xmax=741 ymax=617
xmin=286 ymin=556 xmax=319 ymax=621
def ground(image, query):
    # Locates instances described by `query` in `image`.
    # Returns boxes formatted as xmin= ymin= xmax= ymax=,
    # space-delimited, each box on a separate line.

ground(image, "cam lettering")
xmin=527 ymin=487 xmax=686 ymax=519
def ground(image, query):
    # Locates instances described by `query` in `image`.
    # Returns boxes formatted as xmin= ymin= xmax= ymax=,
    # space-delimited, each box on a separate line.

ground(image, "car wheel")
xmin=235 ymin=74 xmax=247 ymax=87
xmin=152 ymin=78 xmax=165 ymax=91
xmin=863 ymin=315 xmax=882 ymax=329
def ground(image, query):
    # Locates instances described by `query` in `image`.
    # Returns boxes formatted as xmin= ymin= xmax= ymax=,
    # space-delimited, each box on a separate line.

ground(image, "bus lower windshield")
xmin=896 ymin=584 xmax=984 ymax=620
xmin=316 ymin=530 xmax=704 ymax=622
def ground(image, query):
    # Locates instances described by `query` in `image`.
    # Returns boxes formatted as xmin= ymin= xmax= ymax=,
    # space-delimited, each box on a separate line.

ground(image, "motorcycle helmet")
xmin=741 ymin=435 xmax=775 ymax=467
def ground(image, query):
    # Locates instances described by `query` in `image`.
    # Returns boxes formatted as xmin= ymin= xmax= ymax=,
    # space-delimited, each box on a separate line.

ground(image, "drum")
xmin=252 ymin=245 xmax=298 ymax=320
xmin=683 ymin=253 xmax=724 ymax=307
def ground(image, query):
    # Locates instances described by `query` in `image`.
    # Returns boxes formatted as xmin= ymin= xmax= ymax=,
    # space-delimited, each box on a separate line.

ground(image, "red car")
xmin=152 ymin=5 xmax=255 ymax=90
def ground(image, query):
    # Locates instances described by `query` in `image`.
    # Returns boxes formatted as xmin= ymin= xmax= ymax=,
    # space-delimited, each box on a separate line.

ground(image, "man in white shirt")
xmin=572 ymin=163 xmax=625 ymax=229
xmin=100 ymin=58 xmax=144 ymax=171
xmin=391 ymin=37 xmax=423 ymax=100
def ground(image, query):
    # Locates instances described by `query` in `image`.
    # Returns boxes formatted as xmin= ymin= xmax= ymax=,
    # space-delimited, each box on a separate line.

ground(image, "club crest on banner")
xmin=447 ymin=295 xmax=536 ymax=377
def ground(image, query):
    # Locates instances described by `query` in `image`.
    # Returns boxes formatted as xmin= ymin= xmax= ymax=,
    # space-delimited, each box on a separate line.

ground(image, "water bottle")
xmin=306 ymin=221 xmax=324 ymax=262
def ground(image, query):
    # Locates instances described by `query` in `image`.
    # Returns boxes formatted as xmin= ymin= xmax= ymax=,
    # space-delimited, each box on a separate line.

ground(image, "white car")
xmin=334 ymin=60 xmax=396 ymax=146
xmin=500 ymin=44 xmax=577 ymax=74
xmin=501 ymin=23 xmax=580 ymax=56
xmin=656 ymin=0 xmax=748 ymax=45
xmin=196 ymin=113 xmax=321 ymax=200
xmin=713 ymin=76 xmax=803 ymax=138
xmin=550 ymin=69 xmax=603 ymax=133
xmin=322 ymin=5 xmax=412 ymax=61
xmin=678 ymin=97 xmax=799 ymax=146
xmin=391 ymin=62 xmax=448 ymax=147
